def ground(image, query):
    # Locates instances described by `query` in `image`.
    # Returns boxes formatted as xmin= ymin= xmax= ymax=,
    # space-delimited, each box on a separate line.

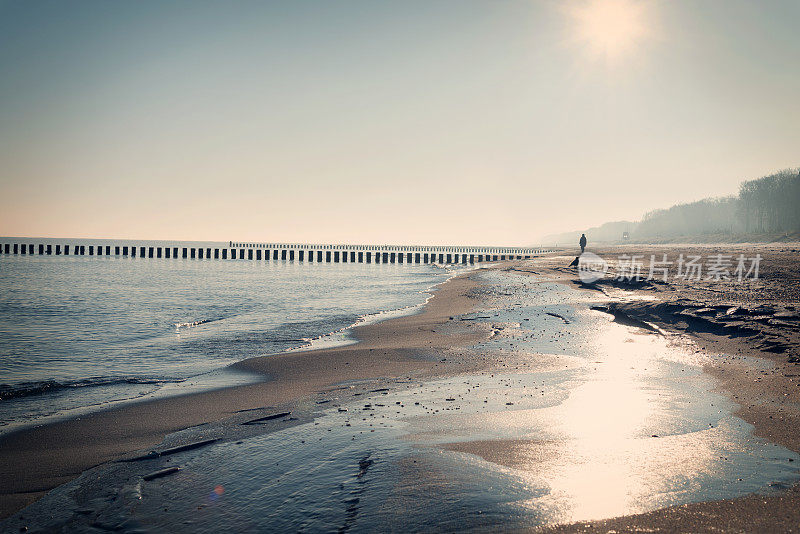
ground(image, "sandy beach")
xmin=2 ymin=244 xmax=800 ymax=532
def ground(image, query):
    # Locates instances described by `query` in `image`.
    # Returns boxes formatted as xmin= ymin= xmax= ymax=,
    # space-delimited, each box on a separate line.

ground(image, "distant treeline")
xmin=542 ymin=168 xmax=799 ymax=244
xmin=737 ymin=169 xmax=800 ymax=233
xmin=638 ymin=168 xmax=800 ymax=238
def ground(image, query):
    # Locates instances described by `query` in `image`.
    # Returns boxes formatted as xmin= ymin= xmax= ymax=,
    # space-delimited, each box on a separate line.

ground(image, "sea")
xmin=0 ymin=238 xmax=465 ymax=434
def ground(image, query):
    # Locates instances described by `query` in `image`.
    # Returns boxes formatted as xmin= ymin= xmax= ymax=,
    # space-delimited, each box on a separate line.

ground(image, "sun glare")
xmin=570 ymin=0 xmax=648 ymax=60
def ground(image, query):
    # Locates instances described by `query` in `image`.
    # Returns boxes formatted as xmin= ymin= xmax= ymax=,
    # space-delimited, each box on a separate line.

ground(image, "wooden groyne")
xmin=0 ymin=241 xmax=550 ymax=264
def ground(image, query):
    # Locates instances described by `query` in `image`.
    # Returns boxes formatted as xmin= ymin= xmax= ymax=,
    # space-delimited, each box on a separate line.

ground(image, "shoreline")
xmin=0 ymin=270 xmax=486 ymax=519
xmin=2 ymin=246 xmax=799 ymax=530
xmin=0 ymin=266 xmax=468 ymax=436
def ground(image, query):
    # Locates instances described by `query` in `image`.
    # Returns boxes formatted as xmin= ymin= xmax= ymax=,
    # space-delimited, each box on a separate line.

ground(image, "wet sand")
xmin=530 ymin=243 xmax=800 ymax=532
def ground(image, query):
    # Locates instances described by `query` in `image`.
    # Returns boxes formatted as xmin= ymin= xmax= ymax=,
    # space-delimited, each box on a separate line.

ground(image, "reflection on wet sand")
xmin=412 ymin=275 xmax=797 ymax=525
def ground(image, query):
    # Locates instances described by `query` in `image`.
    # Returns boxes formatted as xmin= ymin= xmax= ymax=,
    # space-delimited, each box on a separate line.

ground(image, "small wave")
xmin=0 ymin=376 xmax=186 ymax=401
xmin=175 ymin=319 xmax=212 ymax=328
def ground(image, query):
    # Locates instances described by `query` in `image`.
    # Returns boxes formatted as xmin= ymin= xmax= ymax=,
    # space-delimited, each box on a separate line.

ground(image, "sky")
xmin=0 ymin=0 xmax=798 ymax=246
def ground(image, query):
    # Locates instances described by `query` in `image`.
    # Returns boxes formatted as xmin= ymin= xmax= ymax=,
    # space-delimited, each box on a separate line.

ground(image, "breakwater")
xmin=0 ymin=240 xmax=550 ymax=264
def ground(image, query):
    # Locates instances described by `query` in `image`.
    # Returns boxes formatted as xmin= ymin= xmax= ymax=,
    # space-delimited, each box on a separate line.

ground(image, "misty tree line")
xmin=634 ymin=168 xmax=800 ymax=239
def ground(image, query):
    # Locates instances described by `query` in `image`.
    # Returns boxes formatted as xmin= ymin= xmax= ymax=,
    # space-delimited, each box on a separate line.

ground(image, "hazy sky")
xmin=1 ymin=0 xmax=797 ymax=245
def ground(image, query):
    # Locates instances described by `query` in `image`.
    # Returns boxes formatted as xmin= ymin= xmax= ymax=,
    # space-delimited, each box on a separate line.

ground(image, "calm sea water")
xmin=0 ymin=239 xmax=459 ymax=433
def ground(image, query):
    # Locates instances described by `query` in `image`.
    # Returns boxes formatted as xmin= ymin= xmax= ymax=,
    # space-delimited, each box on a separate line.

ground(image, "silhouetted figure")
xmin=579 ymin=234 xmax=587 ymax=253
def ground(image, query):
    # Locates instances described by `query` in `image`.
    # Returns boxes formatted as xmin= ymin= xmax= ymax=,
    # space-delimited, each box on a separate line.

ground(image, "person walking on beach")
xmin=579 ymin=234 xmax=587 ymax=253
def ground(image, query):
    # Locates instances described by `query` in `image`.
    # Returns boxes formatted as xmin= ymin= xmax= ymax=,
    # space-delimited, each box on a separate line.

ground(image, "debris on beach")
xmin=142 ymin=467 xmax=181 ymax=481
xmin=121 ymin=438 xmax=219 ymax=461
xmin=242 ymin=412 xmax=291 ymax=425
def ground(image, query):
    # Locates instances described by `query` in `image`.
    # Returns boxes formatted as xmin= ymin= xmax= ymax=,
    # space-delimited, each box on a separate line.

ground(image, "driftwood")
xmin=143 ymin=467 xmax=181 ymax=481
xmin=120 ymin=438 xmax=218 ymax=462
xmin=241 ymin=412 xmax=291 ymax=425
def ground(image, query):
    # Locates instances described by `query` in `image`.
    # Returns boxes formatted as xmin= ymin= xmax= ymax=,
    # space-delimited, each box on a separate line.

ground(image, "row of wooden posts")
xmin=0 ymin=243 xmax=536 ymax=264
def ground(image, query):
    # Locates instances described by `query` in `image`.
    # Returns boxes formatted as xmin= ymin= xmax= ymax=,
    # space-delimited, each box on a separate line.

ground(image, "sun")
xmin=569 ymin=0 xmax=649 ymax=60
